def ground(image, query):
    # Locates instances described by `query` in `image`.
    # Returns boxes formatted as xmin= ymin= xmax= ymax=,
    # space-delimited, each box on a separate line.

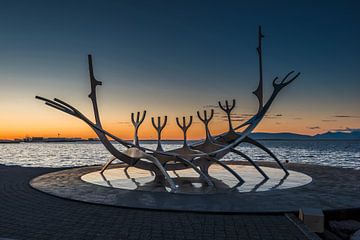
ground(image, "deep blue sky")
xmin=0 ymin=0 xmax=359 ymax=138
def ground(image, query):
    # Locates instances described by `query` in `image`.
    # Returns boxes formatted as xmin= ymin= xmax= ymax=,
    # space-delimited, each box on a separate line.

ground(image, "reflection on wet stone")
xmin=81 ymin=165 xmax=312 ymax=194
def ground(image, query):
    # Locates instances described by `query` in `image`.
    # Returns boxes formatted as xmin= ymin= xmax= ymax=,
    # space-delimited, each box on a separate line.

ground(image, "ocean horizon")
xmin=1 ymin=140 xmax=359 ymax=170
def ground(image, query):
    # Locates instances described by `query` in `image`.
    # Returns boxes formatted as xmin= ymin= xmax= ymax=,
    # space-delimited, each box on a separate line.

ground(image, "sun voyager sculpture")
xmin=36 ymin=26 xmax=300 ymax=193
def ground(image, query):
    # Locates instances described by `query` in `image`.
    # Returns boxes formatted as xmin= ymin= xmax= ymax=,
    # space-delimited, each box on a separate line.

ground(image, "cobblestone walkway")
xmin=0 ymin=164 xmax=312 ymax=240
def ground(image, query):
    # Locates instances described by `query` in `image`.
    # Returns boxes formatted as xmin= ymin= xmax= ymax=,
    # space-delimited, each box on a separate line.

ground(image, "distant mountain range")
xmin=313 ymin=131 xmax=360 ymax=140
xmin=250 ymin=131 xmax=360 ymax=140
xmin=1 ymin=130 xmax=359 ymax=144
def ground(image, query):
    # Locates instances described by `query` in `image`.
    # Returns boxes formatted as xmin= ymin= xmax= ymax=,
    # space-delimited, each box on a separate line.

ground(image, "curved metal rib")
xmin=123 ymin=147 xmax=179 ymax=192
xmin=205 ymin=156 xmax=244 ymax=183
xmin=124 ymin=166 xmax=141 ymax=187
xmin=243 ymin=137 xmax=289 ymax=175
xmin=99 ymin=172 xmax=114 ymax=188
xmin=100 ymin=156 xmax=117 ymax=173
xmin=230 ymin=148 xmax=269 ymax=179
xmin=175 ymin=156 xmax=214 ymax=186
xmin=271 ymin=174 xmax=289 ymax=190
xmin=37 ymin=56 xmax=300 ymax=165
xmin=35 ymin=26 xmax=301 ymax=194
xmin=251 ymin=178 xmax=268 ymax=192
xmin=144 ymin=154 xmax=178 ymax=192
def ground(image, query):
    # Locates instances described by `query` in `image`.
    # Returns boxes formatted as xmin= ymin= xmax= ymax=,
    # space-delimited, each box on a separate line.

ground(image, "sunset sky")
xmin=0 ymin=1 xmax=359 ymax=140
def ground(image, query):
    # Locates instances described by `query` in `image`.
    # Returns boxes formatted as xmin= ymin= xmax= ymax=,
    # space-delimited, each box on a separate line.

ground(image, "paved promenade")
xmin=0 ymin=164 xmax=315 ymax=240
xmin=30 ymin=162 xmax=360 ymax=213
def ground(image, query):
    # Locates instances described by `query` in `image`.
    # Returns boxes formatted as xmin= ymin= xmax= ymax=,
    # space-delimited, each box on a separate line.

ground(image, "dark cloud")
xmin=307 ymin=126 xmax=321 ymax=130
xmin=116 ymin=121 xmax=130 ymax=125
xmin=217 ymin=113 xmax=246 ymax=119
xmin=231 ymin=116 xmax=245 ymax=119
xmin=241 ymin=113 xmax=255 ymax=117
xmin=264 ymin=114 xmax=283 ymax=119
xmin=333 ymin=115 xmax=360 ymax=118
xmin=211 ymin=112 xmax=284 ymax=121
xmin=322 ymin=119 xmax=337 ymax=122
xmin=203 ymin=105 xmax=219 ymax=109
xmin=219 ymin=115 xmax=245 ymax=122
xmin=269 ymin=114 xmax=281 ymax=117
xmin=232 ymin=118 xmax=245 ymax=122
xmin=292 ymin=117 xmax=303 ymax=120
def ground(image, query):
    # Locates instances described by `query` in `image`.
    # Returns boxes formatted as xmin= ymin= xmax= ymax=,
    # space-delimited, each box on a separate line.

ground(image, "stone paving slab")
xmin=0 ymin=164 xmax=314 ymax=239
xmin=30 ymin=162 xmax=360 ymax=213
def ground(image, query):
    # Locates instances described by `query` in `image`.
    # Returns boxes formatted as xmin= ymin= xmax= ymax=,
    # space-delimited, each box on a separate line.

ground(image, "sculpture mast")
xmin=252 ymin=25 xmax=265 ymax=113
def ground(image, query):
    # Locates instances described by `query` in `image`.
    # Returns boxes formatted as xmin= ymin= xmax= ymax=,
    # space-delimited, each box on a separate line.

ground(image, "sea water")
xmin=0 ymin=140 xmax=359 ymax=169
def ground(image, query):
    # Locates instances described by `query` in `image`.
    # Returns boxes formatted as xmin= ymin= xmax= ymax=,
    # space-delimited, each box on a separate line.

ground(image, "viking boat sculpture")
xmin=36 ymin=26 xmax=300 ymax=193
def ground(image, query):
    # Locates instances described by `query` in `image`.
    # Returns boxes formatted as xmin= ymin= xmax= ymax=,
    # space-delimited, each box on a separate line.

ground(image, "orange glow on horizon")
xmin=2 ymin=113 xmax=359 ymax=140
xmin=1 ymin=92 xmax=358 ymax=140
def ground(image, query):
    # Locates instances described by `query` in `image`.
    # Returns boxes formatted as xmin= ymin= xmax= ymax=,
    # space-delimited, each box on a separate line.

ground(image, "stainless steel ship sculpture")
xmin=36 ymin=27 xmax=300 ymax=193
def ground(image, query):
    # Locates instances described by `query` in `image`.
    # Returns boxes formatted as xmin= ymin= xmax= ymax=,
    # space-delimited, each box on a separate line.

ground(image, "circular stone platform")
xmin=81 ymin=165 xmax=311 ymax=194
xmin=30 ymin=162 xmax=360 ymax=213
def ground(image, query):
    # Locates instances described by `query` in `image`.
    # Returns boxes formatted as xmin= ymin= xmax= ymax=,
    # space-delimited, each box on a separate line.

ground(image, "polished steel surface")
xmin=81 ymin=165 xmax=312 ymax=194
xmin=36 ymin=26 xmax=301 ymax=193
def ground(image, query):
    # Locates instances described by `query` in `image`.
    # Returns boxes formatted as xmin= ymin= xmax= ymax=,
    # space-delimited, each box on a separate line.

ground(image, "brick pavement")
xmin=0 ymin=164 xmax=312 ymax=240
xmin=30 ymin=162 xmax=360 ymax=213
